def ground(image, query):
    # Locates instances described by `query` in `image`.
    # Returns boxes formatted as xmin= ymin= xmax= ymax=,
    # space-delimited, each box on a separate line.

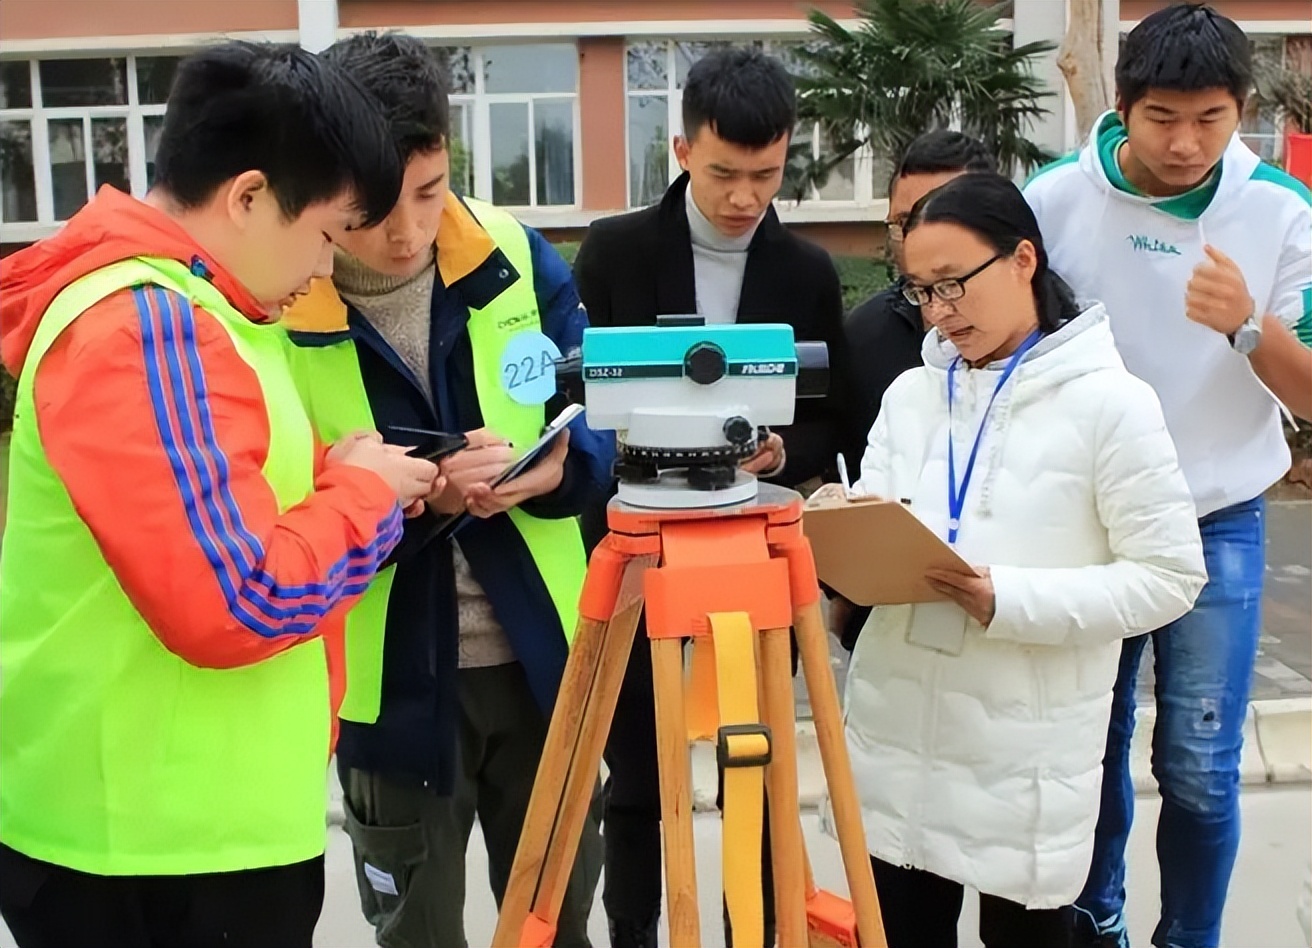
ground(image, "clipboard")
xmin=802 ymin=493 xmax=972 ymax=606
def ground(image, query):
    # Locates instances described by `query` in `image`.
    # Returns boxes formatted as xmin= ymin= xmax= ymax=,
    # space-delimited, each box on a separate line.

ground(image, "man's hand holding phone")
xmin=464 ymin=429 xmax=569 ymax=518
xmin=437 ymin=427 xmax=569 ymax=520
xmin=429 ymin=428 xmax=513 ymax=514
xmin=327 ymin=431 xmax=443 ymax=517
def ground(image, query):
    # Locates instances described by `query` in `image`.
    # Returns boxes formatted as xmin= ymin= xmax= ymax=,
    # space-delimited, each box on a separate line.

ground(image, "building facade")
xmin=1 ymin=0 xmax=1309 ymax=255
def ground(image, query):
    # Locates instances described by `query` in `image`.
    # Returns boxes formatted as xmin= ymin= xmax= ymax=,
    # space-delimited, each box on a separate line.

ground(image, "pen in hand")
xmin=836 ymin=453 xmax=855 ymax=500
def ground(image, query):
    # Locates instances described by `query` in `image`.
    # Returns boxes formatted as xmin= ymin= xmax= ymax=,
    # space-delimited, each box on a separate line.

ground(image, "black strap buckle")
xmin=716 ymin=723 xmax=773 ymax=769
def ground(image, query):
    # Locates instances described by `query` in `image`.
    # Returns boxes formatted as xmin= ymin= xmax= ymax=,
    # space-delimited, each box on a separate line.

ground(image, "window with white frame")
xmin=624 ymin=39 xmax=880 ymax=210
xmin=434 ymin=44 xmax=579 ymax=209
xmin=0 ymin=55 xmax=181 ymax=234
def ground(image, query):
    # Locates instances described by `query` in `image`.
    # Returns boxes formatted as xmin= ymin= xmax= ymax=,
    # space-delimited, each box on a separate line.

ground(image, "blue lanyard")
xmin=946 ymin=330 xmax=1042 ymax=545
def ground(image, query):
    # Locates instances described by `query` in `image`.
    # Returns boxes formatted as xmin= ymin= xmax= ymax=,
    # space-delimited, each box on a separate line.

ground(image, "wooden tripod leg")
xmin=530 ymin=556 xmax=653 ymax=927
xmin=793 ymin=600 xmax=887 ymax=948
xmin=759 ymin=627 xmax=808 ymax=947
xmin=651 ymin=636 xmax=700 ymax=948
xmin=492 ymin=553 xmax=651 ymax=948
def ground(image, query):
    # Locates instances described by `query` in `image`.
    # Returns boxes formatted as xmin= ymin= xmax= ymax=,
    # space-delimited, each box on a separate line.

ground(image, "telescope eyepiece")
xmin=795 ymin=341 xmax=829 ymax=399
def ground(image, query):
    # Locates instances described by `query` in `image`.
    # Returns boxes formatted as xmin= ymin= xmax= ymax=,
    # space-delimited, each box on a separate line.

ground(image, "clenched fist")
xmin=1186 ymin=245 xmax=1254 ymax=337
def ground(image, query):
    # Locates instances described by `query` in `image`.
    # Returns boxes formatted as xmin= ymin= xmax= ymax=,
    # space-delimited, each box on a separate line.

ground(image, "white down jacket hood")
xmin=838 ymin=305 xmax=1206 ymax=908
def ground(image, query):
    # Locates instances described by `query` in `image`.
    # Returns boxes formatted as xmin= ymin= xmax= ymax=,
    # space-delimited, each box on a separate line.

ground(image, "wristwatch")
xmin=1228 ymin=314 xmax=1262 ymax=356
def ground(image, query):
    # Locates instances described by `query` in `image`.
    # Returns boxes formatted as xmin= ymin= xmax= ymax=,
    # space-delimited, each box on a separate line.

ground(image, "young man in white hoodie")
xmin=1024 ymin=5 xmax=1312 ymax=948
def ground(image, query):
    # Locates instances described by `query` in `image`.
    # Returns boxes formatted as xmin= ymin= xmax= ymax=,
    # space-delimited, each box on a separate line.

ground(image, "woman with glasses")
xmin=833 ymin=173 xmax=1207 ymax=948
xmin=837 ymin=131 xmax=995 ymax=652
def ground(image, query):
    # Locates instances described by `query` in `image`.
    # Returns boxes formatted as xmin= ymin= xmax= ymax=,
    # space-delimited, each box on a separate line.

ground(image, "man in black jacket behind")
xmin=844 ymin=131 xmax=996 ymax=449
xmin=833 ymin=131 xmax=996 ymax=650
xmin=572 ymin=47 xmax=853 ymax=948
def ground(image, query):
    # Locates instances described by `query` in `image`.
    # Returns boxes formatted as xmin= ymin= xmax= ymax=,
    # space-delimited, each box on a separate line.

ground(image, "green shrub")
xmin=555 ymin=241 xmax=580 ymax=265
xmin=835 ymin=255 xmax=893 ymax=310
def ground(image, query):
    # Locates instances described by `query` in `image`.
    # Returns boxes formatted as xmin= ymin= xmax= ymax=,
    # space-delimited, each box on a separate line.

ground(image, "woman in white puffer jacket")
xmin=838 ymin=174 xmax=1207 ymax=948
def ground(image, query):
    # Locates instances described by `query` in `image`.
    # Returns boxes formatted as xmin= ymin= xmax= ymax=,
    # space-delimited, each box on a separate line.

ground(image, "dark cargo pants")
xmin=340 ymin=663 xmax=603 ymax=948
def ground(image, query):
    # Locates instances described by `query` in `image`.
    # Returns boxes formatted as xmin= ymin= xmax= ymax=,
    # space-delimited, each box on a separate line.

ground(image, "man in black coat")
xmin=833 ymin=130 xmax=996 ymax=650
xmin=575 ymin=60 xmax=853 ymax=497
xmin=572 ymin=47 xmax=853 ymax=948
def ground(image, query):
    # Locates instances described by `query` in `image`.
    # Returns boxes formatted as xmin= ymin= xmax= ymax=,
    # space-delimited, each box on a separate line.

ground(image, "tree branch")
xmin=1058 ymin=0 xmax=1110 ymax=140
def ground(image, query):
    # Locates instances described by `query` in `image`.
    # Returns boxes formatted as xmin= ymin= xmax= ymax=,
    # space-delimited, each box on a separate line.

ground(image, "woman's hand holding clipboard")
xmin=802 ymin=483 xmax=974 ymax=608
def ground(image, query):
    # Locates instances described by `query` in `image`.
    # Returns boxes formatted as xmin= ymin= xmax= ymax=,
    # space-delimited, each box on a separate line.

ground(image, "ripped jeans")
xmin=1079 ymin=496 xmax=1265 ymax=948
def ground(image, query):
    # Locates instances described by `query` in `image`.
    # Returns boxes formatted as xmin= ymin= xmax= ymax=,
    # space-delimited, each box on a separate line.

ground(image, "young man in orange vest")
xmin=0 ymin=42 xmax=438 ymax=948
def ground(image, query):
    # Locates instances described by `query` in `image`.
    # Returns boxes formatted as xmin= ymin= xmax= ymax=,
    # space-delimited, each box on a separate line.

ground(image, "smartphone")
xmin=488 ymin=404 xmax=585 ymax=488
xmin=385 ymin=426 xmax=469 ymax=462
xmin=432 ymin=404 xmax=586 ymax=541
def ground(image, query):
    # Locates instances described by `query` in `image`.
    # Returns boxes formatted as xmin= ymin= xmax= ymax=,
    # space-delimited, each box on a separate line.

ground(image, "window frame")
xmin=622 ymin=37 xmax=880 ymax=212
xmin=0 ymin=53 xmax=177 ymax=242
xmin=1 ymin=43 xmax=587 ymax=241
xmin=438 ymin=43 xmax=583 ymax=211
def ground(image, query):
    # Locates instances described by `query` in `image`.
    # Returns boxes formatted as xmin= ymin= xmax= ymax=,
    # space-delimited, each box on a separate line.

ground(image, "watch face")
xmin=1234 ymin=325 xmax=1261 ymax=355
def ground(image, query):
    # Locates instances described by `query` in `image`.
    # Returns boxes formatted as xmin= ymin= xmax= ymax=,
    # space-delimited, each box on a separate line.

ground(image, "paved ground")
xmin=303 ymin=787 xmax=1312 ymax=948
xmin=1253 ymin=501 xmax=1312 ymax=700
xmin=0 ymin=787 xmax=1307 ymax=947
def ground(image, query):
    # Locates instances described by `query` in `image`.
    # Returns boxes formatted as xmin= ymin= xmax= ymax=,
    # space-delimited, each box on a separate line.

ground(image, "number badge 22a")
xmin=499 ymin=331 xmax=562 ymax=406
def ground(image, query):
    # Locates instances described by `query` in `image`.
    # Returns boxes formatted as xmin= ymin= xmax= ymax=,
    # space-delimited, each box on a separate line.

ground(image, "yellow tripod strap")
xmin=710 ymin=612 xmax=769 ymax=948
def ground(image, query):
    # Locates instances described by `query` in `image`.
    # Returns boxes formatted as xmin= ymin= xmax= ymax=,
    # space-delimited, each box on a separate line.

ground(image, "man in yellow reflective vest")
xmin=282 ymin=33 xmax=610 ymax=948
xmin=0 ymin=43 xmax=440 ymax=948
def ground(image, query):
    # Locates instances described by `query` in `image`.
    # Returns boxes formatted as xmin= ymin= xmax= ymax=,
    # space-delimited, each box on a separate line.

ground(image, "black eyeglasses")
xmin=901 ymin=254 xmax=1002 ymax=306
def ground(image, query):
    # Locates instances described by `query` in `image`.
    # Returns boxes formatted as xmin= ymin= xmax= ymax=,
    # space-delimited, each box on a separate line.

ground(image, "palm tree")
xmin=788 ymin=0 xmax=1057 ymax=197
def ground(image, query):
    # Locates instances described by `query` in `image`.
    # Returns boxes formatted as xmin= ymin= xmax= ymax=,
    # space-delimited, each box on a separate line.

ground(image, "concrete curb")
xmin=1125 ymin=697 xmax=1312 ymax=793
xmin=326 ymin=697 xmax=1311 ymax=826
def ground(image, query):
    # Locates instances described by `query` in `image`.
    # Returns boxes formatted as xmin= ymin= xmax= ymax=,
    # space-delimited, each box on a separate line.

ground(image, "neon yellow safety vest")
xmin=286 ymin=199 xmax=586 ymax=724
xmin=0 ymin=257 xmax=330 ymax=876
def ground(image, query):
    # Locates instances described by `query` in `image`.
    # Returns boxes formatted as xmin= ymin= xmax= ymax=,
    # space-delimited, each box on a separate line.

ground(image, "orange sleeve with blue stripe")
xmin=34 ymin=285 xmax=403 ymax=669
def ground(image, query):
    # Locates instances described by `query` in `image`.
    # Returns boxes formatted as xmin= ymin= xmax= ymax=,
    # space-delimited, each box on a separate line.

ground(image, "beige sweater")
xmin=335 ymin=250 xmax=516 ymax=669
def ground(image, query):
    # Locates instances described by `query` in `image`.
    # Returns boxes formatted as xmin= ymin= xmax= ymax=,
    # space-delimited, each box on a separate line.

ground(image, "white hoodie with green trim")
xmin=1024 ymin=112 xmax=1312 ymax=518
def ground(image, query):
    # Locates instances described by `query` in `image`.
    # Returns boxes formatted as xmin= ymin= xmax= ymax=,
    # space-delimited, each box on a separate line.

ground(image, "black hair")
xmin=890 ymin=131 xmax=996 ymax=193
xmin=1116 ymin=2 xmax=1252 ymax=111
xmin=682 ymin=47 xmax=796 ymax=148
xmin=153 ymin=42 xmax=401 ymax=227
xmin=322 ymin=32 xmax=451 ymax=164
xmin=904 ymin=173 xmax=1080 ymax=334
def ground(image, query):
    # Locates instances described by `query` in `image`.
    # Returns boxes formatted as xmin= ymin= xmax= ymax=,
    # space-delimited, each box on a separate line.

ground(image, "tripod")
xmin=492 ymin=483 xmax=886 ymax=948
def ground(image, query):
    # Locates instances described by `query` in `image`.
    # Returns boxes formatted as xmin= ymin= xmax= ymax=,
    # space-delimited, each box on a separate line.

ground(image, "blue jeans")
xmin=1078 ymin=496 xmax=1265 ymax=948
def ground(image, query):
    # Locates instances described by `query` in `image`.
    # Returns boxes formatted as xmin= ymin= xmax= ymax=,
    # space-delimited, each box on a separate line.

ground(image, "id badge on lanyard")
xmin=905 ymin=330 xmax=1041 ymax=657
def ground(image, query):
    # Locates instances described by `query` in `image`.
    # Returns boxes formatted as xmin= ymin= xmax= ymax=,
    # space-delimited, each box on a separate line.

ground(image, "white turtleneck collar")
xmin=684 ymin=186 xmax=761 ymax=252
xmin=683 ymin=186 xmax=763 ymax=323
